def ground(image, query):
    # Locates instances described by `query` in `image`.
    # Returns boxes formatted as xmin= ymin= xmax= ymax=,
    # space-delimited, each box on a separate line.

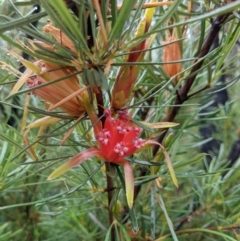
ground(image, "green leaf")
xmin=175 ymin=153 xmax=207 ymax=169
xmin=40 ymin=0 xmax=89 ymax=54
xmin=108 ymin=0 xmax=138 ymax=45
xmin=129 ymin=208 xmax=139 ymax=233
xmin=157 ymin=192 xmax=179 ymax=241
xmin=216 ymin=20 xmax=240 ymax=72
xmin=0 ymin=12 xmax=47 ymax=33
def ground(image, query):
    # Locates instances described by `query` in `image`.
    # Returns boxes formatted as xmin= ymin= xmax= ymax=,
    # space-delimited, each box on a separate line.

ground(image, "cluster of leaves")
xmin=0 ymin=0 xmax=240 ymax=240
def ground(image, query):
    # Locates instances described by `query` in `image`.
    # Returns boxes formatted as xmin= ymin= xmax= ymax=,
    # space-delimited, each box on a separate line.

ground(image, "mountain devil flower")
xmin=8 ymin=57 xmax=89 ymax=160
xmin=26 ymin=60 xmax=87 ymax=116
xmin=10 ymin=58 xmax=87 ymax=117
xmin=48 ymin=109 xmax=178 ymax=208
xmin=96 ymin=110 xmax=145 ymax=163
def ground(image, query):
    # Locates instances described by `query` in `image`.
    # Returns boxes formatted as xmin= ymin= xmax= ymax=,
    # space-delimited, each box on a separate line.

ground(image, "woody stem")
xmin=105 ymin=162 xmax=115 ymax=240
xmin=153 ymin=13 xmax=230 ymax=155
xmin=95 ymin=87 xmax=115 ymax=240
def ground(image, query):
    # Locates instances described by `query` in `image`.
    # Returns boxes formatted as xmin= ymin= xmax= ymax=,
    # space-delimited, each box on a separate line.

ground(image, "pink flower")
xmin=48 ymin=110 xmax=178 ymax=208
xmin=96 ymin=110 xmax=145 ymax=163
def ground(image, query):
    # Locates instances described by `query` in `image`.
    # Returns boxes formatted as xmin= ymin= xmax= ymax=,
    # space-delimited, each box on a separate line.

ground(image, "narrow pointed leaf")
xmin=144 ymin=0 xmax=156 ymax=26
xmin=147 ymin=140 xmax=178 ymax=187
xmin=8 ymin=68 xmax=33 ymax=96
xmin=108 ymin=0 xmax=138 ymax=44
xmin=60 ymin=114 xmax=84 ymax=145
xmin=0 ymin=12 xmax=47 ymax=33
xmin=157 ymin=192 xmax=179 ymax=241
xmin=48 ymin=87 xmax=88 ymax=112
xmin=140 ymin=121 xmax=179 ymax=129
xmin=23 ymin=130 xmax=38 ymax=161
xmin=123 ymin=161 xmax=134 ymax=208
xmin=48 ymin=148 xmax=102 ymax=180
xmin=129 ymin=208 xmax=139 ymax=233
xmin=26 ymin=116 xmax=62 ymax=129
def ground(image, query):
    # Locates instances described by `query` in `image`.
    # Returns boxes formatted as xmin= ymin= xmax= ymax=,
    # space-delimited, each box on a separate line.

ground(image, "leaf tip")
xmin=47 ymin=176 xmax=52 ymax=181
xmin=47 ymin=172 xmax=56 ymax=181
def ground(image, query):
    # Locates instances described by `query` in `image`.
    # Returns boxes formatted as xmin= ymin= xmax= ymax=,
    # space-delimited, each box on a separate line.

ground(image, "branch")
xmin=120 ymin=11 xmax=232 ymax=223
xmin=153 ymin=13 xmax=231 ymax=155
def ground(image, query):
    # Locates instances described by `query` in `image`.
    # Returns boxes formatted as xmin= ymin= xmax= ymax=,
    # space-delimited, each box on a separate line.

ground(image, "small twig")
xmin=174 ymin=206 xmax=208 ymax=231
